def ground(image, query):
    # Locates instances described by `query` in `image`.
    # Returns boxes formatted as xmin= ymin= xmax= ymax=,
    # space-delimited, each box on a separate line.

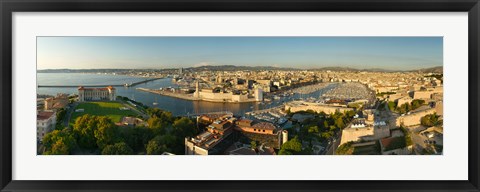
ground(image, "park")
xmin=70 ymin=101 xmax=139 ymax=125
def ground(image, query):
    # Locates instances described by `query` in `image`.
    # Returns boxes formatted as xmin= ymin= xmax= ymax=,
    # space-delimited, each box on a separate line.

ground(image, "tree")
xmin=278 ymin=148 xmax=293 ymax=155
xmin=321 ymin=131 xmax=333 ymax=140
xmin=411 ymin=99 xmax=425 ymax=110
xmin=307 ymin=125 xmax=319 ymax=134
xmin=73 ymin=115 xmax=119 ymax=150
xmin=420 ymin=113 xmax=442 ymax=127
xmin=42 ymin=129 xmax=77 ymax=155
xmin=147 ymin=116 xmax=167 ymax=135
xmin=145 ymin=140 xmax=168 ymax=155
xmin=278 ymin=136 xmax=302 ymax=155
xmin=250 ymin=140 xmax=257 ymax=150
xmin=120 ymin=126 xmax=154 ymax=152
xmin=94 ymin=116 xmax=119 ymax=149
xmin=55 ymin=108 xmax=67 ymax=130
xmin=145 ymin=135 xmax=176 ymax=155
xmin=73 ymin=114 xmax=98 ymax=149
xmin=44 ymin=140 xmax=69 ymax=155
xmin=173 ymin=117 xmax=197 ymax=137
xmin=388 ymin=101 xmax=397 ymax=111
xmin=334 ymin=117 xmax=345 ymax=129
xmin=101 ymin=142 xmax=134 ymax=155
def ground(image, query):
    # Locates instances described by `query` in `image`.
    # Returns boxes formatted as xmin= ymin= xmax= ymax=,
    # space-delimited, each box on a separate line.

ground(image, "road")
xmin=118 ymin=100 xmax=149 ymax=119
xmin=64 ymin=102 xmax=79 ymax=128
xmin=325 ymin=131 xmax=342 ymax=155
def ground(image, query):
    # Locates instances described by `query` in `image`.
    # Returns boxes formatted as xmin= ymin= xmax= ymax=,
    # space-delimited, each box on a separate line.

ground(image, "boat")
xmin=153 ymin=97 xmax=158 ymax=105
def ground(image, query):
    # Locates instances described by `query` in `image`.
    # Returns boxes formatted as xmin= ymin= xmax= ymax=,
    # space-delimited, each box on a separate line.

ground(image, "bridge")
xmin=38 ymin=77 xmax=163 ymax=88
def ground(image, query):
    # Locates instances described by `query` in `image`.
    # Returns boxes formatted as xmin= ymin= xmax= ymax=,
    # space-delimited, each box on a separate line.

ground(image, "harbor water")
xmin=37 ymin=73 xmax=338 ymax=116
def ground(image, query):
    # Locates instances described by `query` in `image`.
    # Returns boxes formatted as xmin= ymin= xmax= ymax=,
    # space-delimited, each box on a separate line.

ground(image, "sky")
xmin=37 ymin=36 xmax=443 ymax=70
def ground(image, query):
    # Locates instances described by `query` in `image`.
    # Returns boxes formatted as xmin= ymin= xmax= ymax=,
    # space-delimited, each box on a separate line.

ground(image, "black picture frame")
xmin=1 ymin=0 xmax=479 ymax=191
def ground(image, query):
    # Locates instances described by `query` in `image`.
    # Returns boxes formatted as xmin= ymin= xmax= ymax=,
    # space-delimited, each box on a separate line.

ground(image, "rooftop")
xmin=251 ymin=122 xmax=276 ymax=130
xmin=37 ymin=111 xmax=55 ymax=120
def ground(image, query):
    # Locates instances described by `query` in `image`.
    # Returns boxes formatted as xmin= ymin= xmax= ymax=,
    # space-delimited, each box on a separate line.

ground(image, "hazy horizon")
xmin=37 ymin=37 xmax=443 ymax=70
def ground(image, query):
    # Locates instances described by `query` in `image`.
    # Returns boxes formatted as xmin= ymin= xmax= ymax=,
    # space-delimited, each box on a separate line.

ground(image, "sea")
xmin=37 ymin=73 xmax=337 ymax=116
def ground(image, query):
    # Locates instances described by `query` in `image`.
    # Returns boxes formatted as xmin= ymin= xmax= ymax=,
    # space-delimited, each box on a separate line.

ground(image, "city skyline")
xmin=37 ymin=37 xmax=443 ymax=70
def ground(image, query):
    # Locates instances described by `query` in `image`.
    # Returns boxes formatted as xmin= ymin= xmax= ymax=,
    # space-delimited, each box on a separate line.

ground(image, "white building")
xmin=78 ymin=86 xmax=116 ymax=102
xmin=255 ymin=88 xmax=263 ymax=102
xmin=37 ymin=111 xmax=56 ymax=142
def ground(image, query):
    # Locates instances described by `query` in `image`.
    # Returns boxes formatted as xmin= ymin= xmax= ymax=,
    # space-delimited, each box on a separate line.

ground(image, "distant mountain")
xmin=409 ymin=66 xmax=443 ymax=74
xmin=189 ymin=65 xmax=299 ymax=71
xmin=37 ymin=65 xmax=443 ymax=73
xmin=313 ymin=66 xmax=443 ymax=73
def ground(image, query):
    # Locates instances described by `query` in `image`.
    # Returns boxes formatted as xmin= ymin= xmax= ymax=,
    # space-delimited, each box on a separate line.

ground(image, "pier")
xmin=38 ymin=77 xmax=163 ymax=88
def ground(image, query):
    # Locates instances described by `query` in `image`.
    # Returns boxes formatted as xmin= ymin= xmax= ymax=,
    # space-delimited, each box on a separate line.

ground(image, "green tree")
xmin=94 ymin=116 xmax=119 ymax=149
xmin=55 ymin=108 xmax=67 ymax=130
xmin=145 ymin=140 xmax=168 ymax=155
xmin=42 ymin=129 xmax=77 ymax=155
xmin=173 ymin=117 xmax=197 ymax=138
xmin=44 ymin=140 xmax=69 ymax=155
xmin=73 ymin=114 xmax=98 ymax=149
xmin=388 ymin=101 xmax=397 ymax=111
xmin=334 ymin=117 xmax=345 ymax=129
xmin=250 ymin=140 xmax=257 ymax=150
xmin=278 ymin=136 xmax=302 ymax=155
xmin=120 ymin=126 xmax=153 ymax=152
xmin=307 ymin=125 xmax=319 ymax=134
xmin=420 ymin=113 xmax=442 ymax=127
xmin=101 ymin=142 xmax=134 ymax=155
xmin=321 ymin=131 xmax=333 ymax=140
xmin=411 ymin=99 xmax=425 ymax=110
xmin=145 ymin=134 xmax=176 ymax=155
xmin=73 ymin=115 xmax=120 ymax=150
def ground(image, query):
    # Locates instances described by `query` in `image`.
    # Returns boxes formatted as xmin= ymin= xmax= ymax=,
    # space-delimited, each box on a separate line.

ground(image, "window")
xmin=263 ymin=130 xmax=265 ymax=132
xmin=254 ymin=129 xmax=256 ymax=131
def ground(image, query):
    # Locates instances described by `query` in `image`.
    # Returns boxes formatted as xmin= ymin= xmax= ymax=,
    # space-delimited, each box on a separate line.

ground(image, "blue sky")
xmin=37 ymin=37 xmax=442 ymax=70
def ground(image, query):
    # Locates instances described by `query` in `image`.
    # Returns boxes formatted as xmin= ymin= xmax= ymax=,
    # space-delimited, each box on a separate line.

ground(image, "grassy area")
xmin=70 ymin=101 xmax=138 ymax=125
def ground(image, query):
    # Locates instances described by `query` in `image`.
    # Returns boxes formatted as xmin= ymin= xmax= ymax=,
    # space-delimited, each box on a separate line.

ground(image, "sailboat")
xmin=153 ymin=97 xmax=158 ymax=105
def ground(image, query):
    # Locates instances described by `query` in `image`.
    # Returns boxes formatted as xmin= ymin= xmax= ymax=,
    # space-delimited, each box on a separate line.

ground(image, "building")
xmin=37 ymin=111 xmax=56 ymax=142
xmin=117 ymin=116 xmax=147 ymax=127
xmin=44 ymin=93 xmax=69 ymax=110
xmin=185 ymin=114 xmax=284 ymax=155
xmin=78 ymin=86 xmax=116 ymax=102
xmin=396 ymin=108 xmax=436 ymax=127
xmin=185 ymin=117 xmax=236 ymax=155
xmin=340 ymin=119 xmax=390 ymax=145
xmin=254 ymin=88 xmax=263 ymax=102
xmin=234 ymin=119 xmax=277 ymax=135
xmin=194 ymin=88 xmax=249 ymax=102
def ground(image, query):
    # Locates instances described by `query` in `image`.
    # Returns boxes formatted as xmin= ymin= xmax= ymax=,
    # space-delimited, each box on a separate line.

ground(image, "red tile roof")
xmin=37 ymin=111 xmax=55 ymax=120
xmin=251 ymin=122 xmax=276 ymax=130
